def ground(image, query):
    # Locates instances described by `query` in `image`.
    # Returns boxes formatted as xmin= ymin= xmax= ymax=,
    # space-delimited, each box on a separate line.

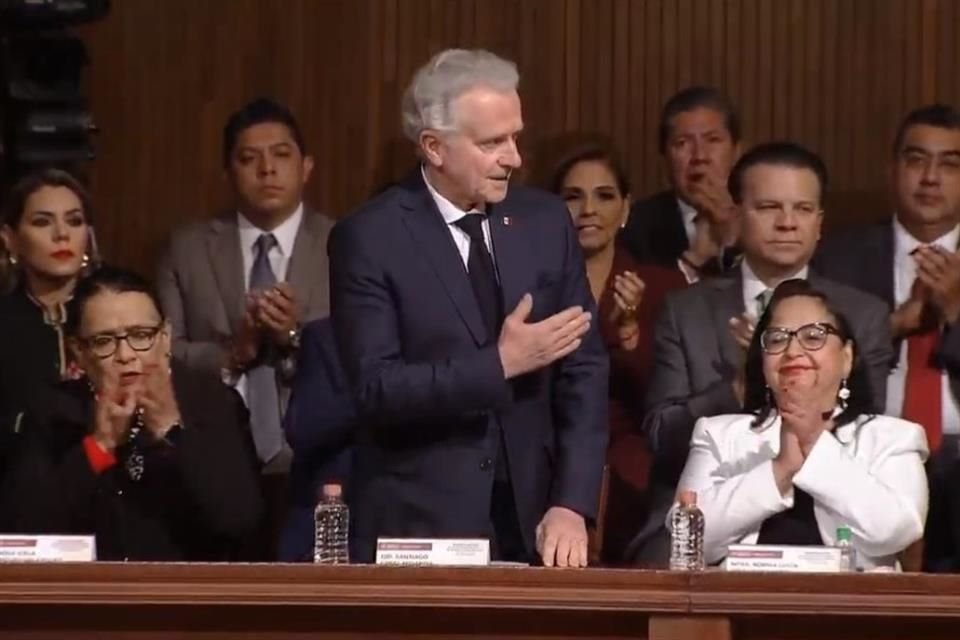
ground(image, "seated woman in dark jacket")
xmin=0 ymin=266 xmax=263 ymax=561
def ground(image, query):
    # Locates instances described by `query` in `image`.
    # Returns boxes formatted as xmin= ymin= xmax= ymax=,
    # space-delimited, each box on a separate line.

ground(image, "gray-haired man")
xmin=330 ymin=49 xmax=609 ymax=566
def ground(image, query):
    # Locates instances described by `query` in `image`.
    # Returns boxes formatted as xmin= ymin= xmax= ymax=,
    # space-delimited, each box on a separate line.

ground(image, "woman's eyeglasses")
xmin=80 ymin=325 xmax=163 ymax=359
xmin=760 ymin=322 xmax=842 ymax=354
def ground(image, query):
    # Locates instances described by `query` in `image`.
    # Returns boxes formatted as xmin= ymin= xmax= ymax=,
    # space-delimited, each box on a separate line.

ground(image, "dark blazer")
xmin=329 ymin=171 xmax=609 ymax=563
xmin=0 ymin=288 xmax=70 ymax=482
xmin=278 ymin=317 xmax=356 ymax=562
xmin=618 ymin=190 xmax=689 ymax=268
xmin=812 ymin=220 xmax=960 ymax=380
xmin=0 ymin=363 xmax=263 ymax=562
xmin=814 ymin=220 xmax=960 ymax=571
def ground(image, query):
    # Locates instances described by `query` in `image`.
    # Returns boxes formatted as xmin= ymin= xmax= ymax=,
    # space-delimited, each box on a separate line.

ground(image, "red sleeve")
xmin=82 ymin=435 xmax=117 ymax=474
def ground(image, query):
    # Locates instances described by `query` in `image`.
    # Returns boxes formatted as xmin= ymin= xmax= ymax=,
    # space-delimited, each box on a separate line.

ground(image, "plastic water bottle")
xmin=669 ymin=490 xmax=705 ymax=571
xmin=836 ymin=526 xmax=856 ymax=572
xmin=313 ymin=483 xmax=350 ymax=564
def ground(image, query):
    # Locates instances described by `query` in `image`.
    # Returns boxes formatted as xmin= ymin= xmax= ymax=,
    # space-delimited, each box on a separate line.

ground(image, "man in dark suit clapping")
xmin=619 ymin=87 xmax=742 ymax=282
xmin=330 ymin=49 xmax=609 ymax=567
xmin=814 ymin=104 xmax=960 ymax=571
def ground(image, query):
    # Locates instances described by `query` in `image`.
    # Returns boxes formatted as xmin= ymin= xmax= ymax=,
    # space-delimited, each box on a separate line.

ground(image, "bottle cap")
xmin=677 ymin=490 xmax=697 ymax=506
xmin=836 ymin=525 xmax=852 ymax=542
xmin=321 ymin=483 xmax=343 ymax=499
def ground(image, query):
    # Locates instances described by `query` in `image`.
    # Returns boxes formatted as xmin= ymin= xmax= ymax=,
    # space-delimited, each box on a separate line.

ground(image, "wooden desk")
xmin=0 ymin=564 xmax=958 ymax=639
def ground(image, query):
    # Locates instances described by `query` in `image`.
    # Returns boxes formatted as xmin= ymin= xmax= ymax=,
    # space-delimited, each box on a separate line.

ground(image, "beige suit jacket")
xmin=156 ymin=209 xmax=333 ymax=402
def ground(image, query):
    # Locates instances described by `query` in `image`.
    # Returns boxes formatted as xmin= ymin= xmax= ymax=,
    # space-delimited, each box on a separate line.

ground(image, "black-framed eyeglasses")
xmin=760 ymin=322 xmax=842 ymax=355
xmin=79 ymin=325 xmax=164 ymax=359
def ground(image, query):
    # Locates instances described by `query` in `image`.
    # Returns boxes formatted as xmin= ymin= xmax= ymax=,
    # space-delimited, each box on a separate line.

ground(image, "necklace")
xmin=125 ymin=408 xmax=146 ymax=482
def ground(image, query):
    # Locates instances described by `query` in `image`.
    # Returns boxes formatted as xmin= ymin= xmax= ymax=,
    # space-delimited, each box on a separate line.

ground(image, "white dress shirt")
xmin=671 ymin=412 xmax=929 ymax=571
xmin=232 ymin=203 xmax=305 ymax=403
xmin=238 ymin=203 xmax=304 ymax=290
xmin=677 ymin=197 xmax=698 ymax=248
xmin=422 ymin=167 xmax=498 ymax=272
xmin=740 ymin=259 xmax=808 ymax=321
xmin=886 ymin=218 xmax=960 ymax=434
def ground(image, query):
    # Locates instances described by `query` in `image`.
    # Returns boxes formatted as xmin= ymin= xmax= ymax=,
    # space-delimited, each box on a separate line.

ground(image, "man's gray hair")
xmin=401 ymin=48 xmax=519 ymax=142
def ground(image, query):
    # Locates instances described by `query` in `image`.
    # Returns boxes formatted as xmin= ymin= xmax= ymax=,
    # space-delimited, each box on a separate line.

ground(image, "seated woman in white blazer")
xmin=671 ymin=279 xmax=929 ymax=571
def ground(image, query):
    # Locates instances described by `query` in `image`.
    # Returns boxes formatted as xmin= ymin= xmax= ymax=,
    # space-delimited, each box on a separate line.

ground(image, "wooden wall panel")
xmin=54 ymin=0 xmax=960 ymax=275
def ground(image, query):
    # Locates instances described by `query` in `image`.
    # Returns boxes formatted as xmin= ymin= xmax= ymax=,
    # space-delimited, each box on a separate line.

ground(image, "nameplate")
xmin=723 ymin=544 xmax=842 ymax=573
xmin=375 ymin=538 xmax=490 ymax=566
xmin=0 ymin=535 xmax=96 ymax=563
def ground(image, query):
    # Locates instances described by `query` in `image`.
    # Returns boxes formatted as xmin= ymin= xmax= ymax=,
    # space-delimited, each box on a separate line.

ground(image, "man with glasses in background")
xmin=814 ymin=104 xmax=960 ymax=571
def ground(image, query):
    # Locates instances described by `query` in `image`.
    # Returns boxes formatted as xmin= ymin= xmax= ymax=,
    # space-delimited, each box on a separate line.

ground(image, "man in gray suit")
xmin=630 ymin=142 xmax=893 ymax=564
xmin=157 ymin=98 xmax=333 ymax=479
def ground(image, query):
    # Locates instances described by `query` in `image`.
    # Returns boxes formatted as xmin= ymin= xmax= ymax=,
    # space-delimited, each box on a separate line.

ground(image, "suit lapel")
xmin=871 ymin=222 xmax=896 ymax=306
xmin=206 ymin=216 xmax=245 ymax=334
xmin=488 ymin=202 xmax=527 ymax=314
xmin=400 ymin=180 xmax=489 ymax=345
xmin=666 ymin=194 xmax=691 ymax=255
xmin=709 ymin=273 xmax=746 ymax=374
xmin=286 ymin=209 xmax=328 ymax=316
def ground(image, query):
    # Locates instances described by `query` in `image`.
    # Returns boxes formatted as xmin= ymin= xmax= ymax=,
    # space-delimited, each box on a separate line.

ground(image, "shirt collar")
xmin=237 ymin=202 xmax=304 ymax=257
xmin=741 ymin=258 xmax=809 ymax=302
xmin=892 ymin=215 xmax=959 ymax=262
xmin=677 ymin=197 xmax=698 ymax=227
xmin=422 ymin=166 xmax=481 ymax=224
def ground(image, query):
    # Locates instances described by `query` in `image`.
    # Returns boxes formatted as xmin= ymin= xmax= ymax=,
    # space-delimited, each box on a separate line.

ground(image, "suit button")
xmin=480 ymin=458 xmax=493 ymax=471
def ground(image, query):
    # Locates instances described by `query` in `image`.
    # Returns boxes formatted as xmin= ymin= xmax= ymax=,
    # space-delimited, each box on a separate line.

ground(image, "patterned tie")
xmin=247 ymin=233 xmax=284 ymax=463
xmin=756 ymin=288 xmax=773 ymax=319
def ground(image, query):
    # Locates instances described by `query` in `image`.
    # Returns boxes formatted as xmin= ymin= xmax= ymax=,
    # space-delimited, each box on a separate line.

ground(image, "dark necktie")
xmin=454 ymin=214 xmax=502 ymax=341
xmin=246 ymin=233 xmax=283 ymax=463
xmin=454 ymin=214 xmax=522 ymax=559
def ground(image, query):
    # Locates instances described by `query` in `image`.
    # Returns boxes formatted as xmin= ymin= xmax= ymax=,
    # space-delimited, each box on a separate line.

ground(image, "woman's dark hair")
xmin=547 ymin=141 xmax=631 ymax=198
xmin=2 ymin=167 xmax=94 ymax=228
xmin=743 ymin=279 xmax=874 ymax=431
xmin=66 ymin=266 xmax=164 ymax=337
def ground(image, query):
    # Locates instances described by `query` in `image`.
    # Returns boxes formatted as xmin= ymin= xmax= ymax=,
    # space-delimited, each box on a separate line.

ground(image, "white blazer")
xmin=670 ymin=412 xmax=929 ymax=571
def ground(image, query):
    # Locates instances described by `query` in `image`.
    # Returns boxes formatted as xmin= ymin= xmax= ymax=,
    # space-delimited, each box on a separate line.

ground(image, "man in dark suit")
xmin=814 ymin=104 xmax=960 ymax=571
xmin=619 ymin=87 xmax=742 ymax=281
xmin=629 ymin=142 xmax=893 ymax=564
xmin=157 ymin=98 xmax=335 ymax=558
xmin=330 ymin=49 xmax=609 ymax=567
xmin=277 ymin=317 xmax=355 ymax=562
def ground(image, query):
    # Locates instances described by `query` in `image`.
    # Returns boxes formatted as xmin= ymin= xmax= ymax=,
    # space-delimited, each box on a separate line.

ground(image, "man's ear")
xmin=301 ymin=155 xmax=315 ymax=184
xmin=419 ymin=131 xmax=445 ymax=167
